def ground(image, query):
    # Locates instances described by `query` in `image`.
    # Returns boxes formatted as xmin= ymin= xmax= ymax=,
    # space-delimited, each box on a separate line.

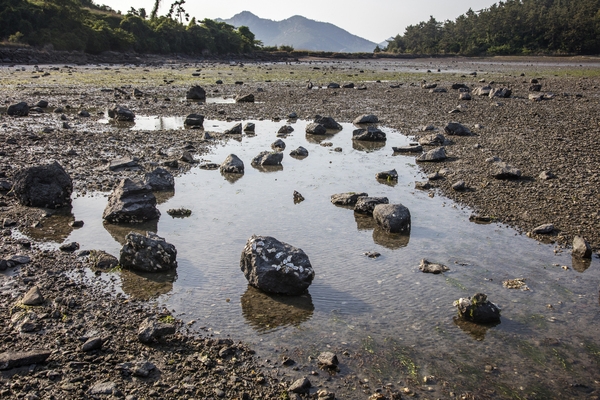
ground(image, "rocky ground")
xmin=1 ymin=55 xmax=599 ymax=399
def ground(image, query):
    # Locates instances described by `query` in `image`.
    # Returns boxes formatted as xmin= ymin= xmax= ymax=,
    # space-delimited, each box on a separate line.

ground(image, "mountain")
xmin=220 ymin=11 xmax=377 ymax=53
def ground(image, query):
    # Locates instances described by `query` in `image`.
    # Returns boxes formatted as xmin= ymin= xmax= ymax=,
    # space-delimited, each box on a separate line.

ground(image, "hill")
xmin=221 ymin=11 xmax=377 ymax=53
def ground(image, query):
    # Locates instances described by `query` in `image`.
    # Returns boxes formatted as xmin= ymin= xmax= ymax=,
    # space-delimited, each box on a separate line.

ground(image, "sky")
xmin=97 ymin=0 xmax=501 ymax=43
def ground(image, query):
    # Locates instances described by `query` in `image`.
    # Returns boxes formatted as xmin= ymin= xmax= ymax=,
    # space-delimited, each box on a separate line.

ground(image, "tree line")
xmin=383 ymin=0 xmax=600 ymax=55
xmin=0 ymin=0 xmax=257 ymax=54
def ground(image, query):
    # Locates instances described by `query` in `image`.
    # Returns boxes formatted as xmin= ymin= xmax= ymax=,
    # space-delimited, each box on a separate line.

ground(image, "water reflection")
xmin=354 ymin=212 xmax=377 ymax=231
xmin=154 ymin=191 xmax=175 ymax=205
xmin=305 ymin=133 xmax=334 ymax=144
xmin=120 ymin=269 xmax=177 ymax=300
xmin=23 ymin=207 xmax=74 ymax=242
xmin=252 ymin=165 xmax=284 ymax=173
xmin=221 ymin=171 xmax=244 ymax=184
xmin=352 ymin=140 xmax=386 ymax=152
xmin=572 ymin=256 xmax=592 ymax=273
xmin=453 ymin=316 xmax=500 ymax=341
xmin=241 ymin=286 xmax=314 ymax=332
xmin=372 ymin=227 xmax=410 ymax=249
xmin=103 ymin=220 xmax=159 ymax=245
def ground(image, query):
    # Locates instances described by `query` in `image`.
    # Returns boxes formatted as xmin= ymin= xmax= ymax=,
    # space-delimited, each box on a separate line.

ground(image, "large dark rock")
xmin=144 ymin=167 xmax=175 ymax=191
xmin=108 ymin=105 xmax=135 ymax=121
xmin=454 ymin=293 xmax=501 ymax=323
xmin=290 ymin=146 xmax=309 ymax=157
xmin=120 ymin=232 xmax=177 ymax=272
xmin=102 ymin=178 xmax=160 ymax=223
xmin=354 ymin=196 xmax=389 ymax=215
xmin=352 ymin=127 xmax=386 ymax=142
xmin=444 ymin=122 xmax=472 ymax=136
xmin=373 ymin=203 xmax=411 ymax=233
xmin=186 ymin=85 xmax=206 ymax=100
xmin=220 ymin=154 xmax=245 ymax=174
xmin=251 ymin=151 xmax=283 ymax=166
xmin=240 ymin=235 xmax=315 ymax=295
xmin=305 ymin=123 xmax=327 ymax=135
xmin=353 ymin=114 xmax=378 ymax=124
xmin=7 ymin=102 xmax=29 ymax=116
xmin=331 ymin=192 xmax=368 ymax=206
xmin=225 ymin=123 xmax=243 ymax=134
xmin=12 ymin=161 xmax=72 ymax=208
xmin=184 ymin=113 xmax=204 ymax=126
xmin=314 ymin=115 xmax=342 ymax=130
xmin=271 ymin=139 xmax=286 ymax=151
xmin=0 ymin=350 xmax=52 ymax=370
xmin=375 ymin=169 xmax=398 ymax=181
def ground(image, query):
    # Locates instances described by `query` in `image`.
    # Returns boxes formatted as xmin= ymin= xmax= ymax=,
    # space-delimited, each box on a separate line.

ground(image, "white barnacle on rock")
xmin=275 ymin=252 xmax=285 ymax=259
xmin=257 ymin=241 xmax=264 ymax=247
xmin=267 ymin=248 xmax=276 ymax=253
xmin=261 ymin=255 xmax=269 ymax=262
xmin=252 ymin=242 xmax=257 ymax=251
xmin=299 ymin=266 xmax=304 ymax=273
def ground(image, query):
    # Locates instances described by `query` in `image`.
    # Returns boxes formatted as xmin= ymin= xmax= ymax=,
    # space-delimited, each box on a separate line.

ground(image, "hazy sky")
xmin=97 ymin=0 xmax=500 ymax=43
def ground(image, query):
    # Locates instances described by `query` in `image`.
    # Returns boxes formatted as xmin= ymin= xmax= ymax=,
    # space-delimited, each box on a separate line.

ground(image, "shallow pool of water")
xmin=29 ymin=119 xmax=600 ymax=397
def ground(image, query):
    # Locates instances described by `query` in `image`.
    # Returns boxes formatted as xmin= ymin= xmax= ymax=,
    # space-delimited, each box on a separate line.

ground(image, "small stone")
xmin=81 ymin=337 xmax=103 ymax=352
xmin=419 ymin=259 xmax=449 ymax=274
xmin=452 ymin=180 xmax=466 ymax=191
xmin=317 ymin=352 xmax=339 ymax=368
xmin=59 ymin=242 xmax=80 ymax=252
xmin=22 ymin=286 xmax=44 ymax=306
xmin=532 ymin=223 xmax=555 ymax=234
xmin=289 ymin=377 xmax=311 ymax=394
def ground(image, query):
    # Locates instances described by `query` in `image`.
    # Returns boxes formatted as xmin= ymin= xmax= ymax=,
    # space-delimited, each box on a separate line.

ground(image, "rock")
xmin=305 ymin=123 xmax=327 ymax=135
xmin=133 ymin=88 xmax=143 ymax=97
xmin=166 ymin=207 xmax=191 ymax=217
xmin=317 ymin=352 xmax=339 ymax=368
xmin=314 ymin=115 xmax=342 ymax=130
xmin=271 ymin=139 xmax=286 ymax=151
xmin=473 ymin=86 xmax=492 ymax=96
xmin=120 ymin=232 xmax=177 ymax=272
xmin=138 ymin=317 xmax=177 ymax=343
xmin=12 ymin=161 xmax=73 ymax=208
xmin=132 ymin=361 xmax=156 ymax=377
xmin=331 ymin=192 xmax=368 ymax=206
xmin=573 ymin=236 xmax=592 ymax=259
xmin=539 ymin=170 xmax=556 ymax=180
xmin=422 ymin=82 xmax=436 ymax=89
xmin=452 ymin=180 xmax=466 ymax=191
xmin=353 ymin=114 xmax=378 ymax=124
xmin=459 ymin=92 xmax=472 ymax=100
xmin=185 ymin=85 xmax=206 ymax=100
xmin=317 ymin=389 xmax=336 ymax=400
xmin=35 ymin=100 xmax=49 ymax=108
xmin=288 ymin=112 xmax=298 ymax=119
xmin=529 ymin=84 xmax=542 ymax=92
xmin=184 ymin=113 xmax=204 ymax=126
xmin=491 ymin=162 xmax=521 ymax=179
xmin=373 ymin=203 xmax=411 ymax=233
xmin=240 ymin=235 xmax=315 ymax=295
xmin=352 ymin=127 xmax=386 ymax=142
xmin=225 ymin=122 xmax=243 ymax=135
xmin=144 ymin=168 xmax=175 ymax=191
xmin=489 ymin=87 xmax=512 ymax=98
xmin=108 ymin=105 xmax=135 ymax=121
xmin=251 ymin=151 xmax=283 ymax=166
xmin=419 ymin=259 xmax=449 ymax=274
xmin=235 ymin=93 xmax=254 ymax=103
xmin=216 ymin=79 xmax=223 ymax=84
xmin=416 ymin=147 xmax=447 ymax=162
xmin=452 ymin=83 xmax=469 ymax=90
xmin=89 ymin=382 xmax=119 ymax=396
xmin=415 ymin=181 xmax=432 ymax=190
xmin=81 ymin=337 xmax=103 ymax=352
xmin=277 ymin=125 xmax=294 ymax=135
xmin=418 ymin=133 xmax=445 ymax=146
xmin=529 ymin=93 xmax=544 ymax=102
xmin=78 ymin=110 xmax=90 ymax=117
xmin=289 ymin=377 xmax=312 ymax=394
xmin=89 ymin=250 xmax=119 ymax=270
xmin=220 ymin=154 xmax=245 ymax=174
xmin=109 ymin=157 xmax=139 ymax=171
xmin=0 ymin=350 xmax=51 ymax=370
xmin=59 ymin=242 xmax=80 ymax=252
xmin=180 ymin=150 xmax=195 ymax=163
xmin=393 ymin=144 xmax=422 ymax=153
xmin=9 ymin=255 xmax=31 ymax=264
xmin=532 ymin=223 xmax=554 ymax=234
xmin=243 ymin=122 xmax=255 ymax=133
xmin=343 ymin=82 xmax=354 ymax=88
xmin=454 ymin=293 xmax=501 ymax=323
xmin=22 ymin=286 xmax=44 ymax=306
xmin=430 ymin=87 xmax=447 ymax=93
xmin=444 ymin=122 xmax=472 ymax=136
xmin=293 ymin=191 xmax=305 ymax=203
xmin=102 ymin=178 xmax=160 ymax=223
xmin=290 ymin=146 xmax=309 ymax=157
xmin=7 ymin=102 xmax=29 ymax=116
xmin=375 ymin=169 xmax=398 ymax=181
xmin=327 ymin=82 xmax=340 ymax=89
xmin=354 ymin=197 xmax=389 ymax=215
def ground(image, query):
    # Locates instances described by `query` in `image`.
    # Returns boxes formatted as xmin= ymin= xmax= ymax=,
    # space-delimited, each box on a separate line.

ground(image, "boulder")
xmin=305 ymin=123 xmax=327 ymax=135
xmin=354 ymin=197 xmax=389 ymax=215
xmin=240 ymin=235 xmax=315 ymax=295
xmin=108 ymin=105 xmax=135 ymax=121
xmin=225 ymin=122 xmax=243 ymax=134
xmin=419 ymin=259 xmax=449 ymax=274
xmin=444 ymin=122 xmax=472 ymax=136
xmin=418 ymin=133 xmax=445 ymax=146
xmin=271 ymin=139 xmax=286 ymax=151
xmin=375 ymin=169 xmax=398 ymax=181
xmin=243 ymin=122 xmax=255 ymax=133
xmin=421 ymin=82 xmax=437 ymax=89
xmin=59 ymin=242 xmax=80 ymax=252
xmin=120 ymin=232 xmax=177 ymax=272
xmin=184 ymin=113 xmax=204 ymax=127
xmin=144 ymin=167 xmax=175 ymax=191
xmin=342 ymin=83 xmax=354 ymax=89
xmin=35 ymin=100 xmax=49 ymax=108
xmin=290 ymin=146 xmax=309 ymax=157
xmin=102 ymin=178 xmax=160 ymax=223
xmin=572 ymin=236 xmax=592 ymax=259
xmin=235 ymin=93 xmax=254 ymax=103
xmin=330 ymin=192 xmax=368 ymax=206
xmin=353 ymin=114 xmax=378 ymax=124
xmin=314 ymin=115 xmax=342 ymax=130
xmin=539 ymin=170 xmax=556 ymax=180
xmin=454 ymin=293 xmax=501 ymax=323
xmin=277 ymin=125 xmax=294 ymax=135
xmin=138 ymin=317 xmax=176 ymax=343
xmin=251 ymin=151 xmax=283 ymax=166
xmin=7 ymin=102 xmax=29 ymax=116
xmin=185 ymin=85 xmax=206 ymax=100
xmin=220 ymin=154 xmax=244 ymax=174
xmin=489 ymin=87 xmax=512 ymax=98
xmin=491 ymin=162 xmax=521 ymax=179
xmin=12 ymin=161 xmax=72 ymax=208
xmin=416 ymin=147 xmax=447 ymax=162
xmin=373 ymin=204 xmax=411 ymax=233
xmin=352 ymin=127 xmax=386 ymax=142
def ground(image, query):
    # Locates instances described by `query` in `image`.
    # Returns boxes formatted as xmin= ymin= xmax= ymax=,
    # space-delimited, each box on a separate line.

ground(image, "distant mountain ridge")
xmin=220 ymin=11 xmax=377 ymax=53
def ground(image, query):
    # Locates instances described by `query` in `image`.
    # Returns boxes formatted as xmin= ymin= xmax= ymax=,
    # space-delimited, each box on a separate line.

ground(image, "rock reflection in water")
xmin=252 ymin=165 xmax=284 ymax=173
xmin=103 ymin=220 xmax=159 ymax=245
xmin=154 ymin=191 xmax=175 ymax=205
xmin=453 ymin=316 xmax=500 ymax=341
xmin=241 ymin=286 xmax=314 ymax=332
xmin=221 ymin=172 xmax=244 ymax=184
xmin=24 ymin=207 xmax=74 ymax=242
xmin=352 ymin=140 xmax=386 ymax=153
xmin=354 ymin=212 xmax=378 ymax=231
xmin=120 ymin=269 xmax=177 ymax=300
xmin=305 ymin=133 xmax=334 ymax=144
xmin=571 ymin=256 xmax=591 ymax=273
xmin=372 ymin=227 xmax=410 ymax=249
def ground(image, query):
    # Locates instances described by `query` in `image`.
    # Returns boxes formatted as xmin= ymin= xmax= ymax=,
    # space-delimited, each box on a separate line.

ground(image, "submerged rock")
xmin=240 ymin=235 xmax=315 ymax=295
xmin=120 ymin=232 xmax=177 ymax=272
xmin=102 ymin=178 xmax=160 ymax=223
xmin=454 ymin=293 xmax=501 ymax=323
xmin=419 ymin=259 xmax=449 ymax=274
xmin=393 ymin=144 xmax=422 ymax=153
xmin=12 ymin=161 xmax=72 ymax=208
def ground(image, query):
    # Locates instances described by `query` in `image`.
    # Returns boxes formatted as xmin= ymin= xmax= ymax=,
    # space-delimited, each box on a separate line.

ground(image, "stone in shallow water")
xmin=102 ymin=178 xmax=160 ymax=223
xmin=454 ymin=293 xmax=501 ymax=323
xmin=120 ymin=232 xmax=177 ymax=273
xmin=419 ymin=259 xmax=449 ymax=274
xmin=330 ymin=192 xmax=368 ymax=206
